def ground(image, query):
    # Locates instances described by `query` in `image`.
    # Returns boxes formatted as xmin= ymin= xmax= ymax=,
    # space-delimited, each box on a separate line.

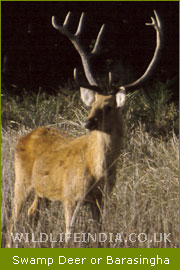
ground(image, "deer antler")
xmin=52 ymin=12 xmax=105 ymax=87
xmin=119 ymin=10 xmax=162 ymax=91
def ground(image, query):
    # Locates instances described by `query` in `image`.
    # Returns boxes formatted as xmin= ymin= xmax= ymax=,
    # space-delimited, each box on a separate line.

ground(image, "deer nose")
xmin=84 ymin=118 xmax=97 ymax=130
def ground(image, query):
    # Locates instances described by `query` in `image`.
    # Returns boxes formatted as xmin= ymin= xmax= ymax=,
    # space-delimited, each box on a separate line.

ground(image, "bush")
xmin=125 ymin=82 xmax=178 ymax=137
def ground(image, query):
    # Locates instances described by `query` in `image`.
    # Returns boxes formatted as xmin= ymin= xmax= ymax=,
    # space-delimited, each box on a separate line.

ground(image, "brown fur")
xmin=10 ymin=93 xmax=125 ymax=236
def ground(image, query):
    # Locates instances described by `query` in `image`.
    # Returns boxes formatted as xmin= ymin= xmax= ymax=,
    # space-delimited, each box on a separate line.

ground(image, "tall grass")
xmin=1 ymin=83 xmax=179 ymax=248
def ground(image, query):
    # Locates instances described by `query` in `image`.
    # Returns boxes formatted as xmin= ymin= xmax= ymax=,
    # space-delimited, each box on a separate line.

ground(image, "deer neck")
xmin=87 ymin=128 xmax=123 ymax=179
xmin=93 ymin=130 xmax=112 ymax=155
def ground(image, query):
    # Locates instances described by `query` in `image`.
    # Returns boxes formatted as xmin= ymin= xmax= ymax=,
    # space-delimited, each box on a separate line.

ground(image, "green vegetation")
xmin=1 ymin=82 xmax=179 ymax=248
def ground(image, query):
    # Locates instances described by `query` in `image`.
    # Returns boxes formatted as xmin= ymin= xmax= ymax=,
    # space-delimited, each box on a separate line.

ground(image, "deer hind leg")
xmin=8 ymin=181 xmax=33 ymax=248
xmin=12 ymin=150 xmax=34 ymax=224
xmin=13 ymin=179 xmax=33 ymax=223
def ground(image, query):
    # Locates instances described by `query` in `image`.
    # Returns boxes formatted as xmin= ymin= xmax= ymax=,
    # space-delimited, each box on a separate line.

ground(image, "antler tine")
xmin=119 ymin=10 xmax=162 ymax=92
xmin=75 ymin=12 xmax=86 ymax=37
xmin=146 ymin=10 xmax=161 ymax=29
xmin=52 ymin=13 xmax=73 ymax=39
xmin=108 ymin=72 xmax=112 ymax=88
xmin=52 ymin=12 xmax=98 ymax=87
xmin=73 ymin=68 xmax=78 ymax=81
xmin=91 ymin=24 xmax=106 ymax=55
xmin=63 ymin=11 xmax=72 ymax=28
xmin=52 ymin=16 xmax=59 ymax=30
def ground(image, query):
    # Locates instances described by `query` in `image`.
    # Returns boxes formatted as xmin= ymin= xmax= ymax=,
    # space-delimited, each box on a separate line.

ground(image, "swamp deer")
xmin=10 ymin=11 xmax=162 ymax=237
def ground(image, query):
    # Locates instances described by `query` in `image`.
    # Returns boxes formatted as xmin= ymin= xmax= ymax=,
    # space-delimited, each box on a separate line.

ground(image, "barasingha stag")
xmin=9 ymin=10 xmax=162 ymax=239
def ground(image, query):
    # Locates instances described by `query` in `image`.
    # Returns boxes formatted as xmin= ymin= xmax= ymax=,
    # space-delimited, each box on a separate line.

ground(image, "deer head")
xmin=52 ymin=10 xmax=162 ymax=133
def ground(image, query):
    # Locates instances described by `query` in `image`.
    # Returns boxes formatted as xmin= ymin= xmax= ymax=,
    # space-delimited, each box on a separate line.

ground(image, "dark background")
xmin=1 ymin=1 xmax=179 ymax=98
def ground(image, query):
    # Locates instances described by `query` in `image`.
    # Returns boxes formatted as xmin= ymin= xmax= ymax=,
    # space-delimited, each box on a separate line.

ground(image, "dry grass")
xmin=1 ymin=87 xmax=179 ymax=248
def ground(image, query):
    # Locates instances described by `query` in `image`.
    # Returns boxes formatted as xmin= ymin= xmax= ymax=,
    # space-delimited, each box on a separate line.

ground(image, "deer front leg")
xmin=64 ymin=201 xmax=75 ymax=235
xmin=28 ymin=194 xmax=39 ymax=217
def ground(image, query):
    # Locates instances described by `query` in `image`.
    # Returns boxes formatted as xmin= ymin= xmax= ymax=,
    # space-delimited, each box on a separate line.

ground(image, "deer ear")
xmin=80 ymin=87 xmax=95 ymax=107
xmin=116 ymin=90 xmax=126 ymax=108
